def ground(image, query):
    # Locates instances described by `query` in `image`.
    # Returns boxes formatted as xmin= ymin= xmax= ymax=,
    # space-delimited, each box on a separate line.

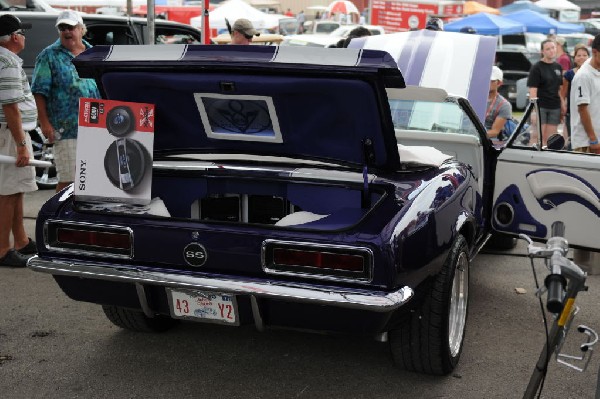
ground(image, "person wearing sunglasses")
xmin=0 ymin=14 xmax=39 ymax=267
xmin=230 ymin=18 xmax=260 ymax=45
xmin=31 ymin=10 xmax=100 ymax=193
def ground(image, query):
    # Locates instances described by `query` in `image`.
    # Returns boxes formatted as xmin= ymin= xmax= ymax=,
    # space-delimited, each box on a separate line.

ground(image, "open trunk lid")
xmin=73 ymin=45 xmax=405 ymax=173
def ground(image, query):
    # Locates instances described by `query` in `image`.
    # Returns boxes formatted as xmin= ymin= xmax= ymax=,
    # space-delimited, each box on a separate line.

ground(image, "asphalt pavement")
xmin=1 ymin=188 xmax=599 ymax=398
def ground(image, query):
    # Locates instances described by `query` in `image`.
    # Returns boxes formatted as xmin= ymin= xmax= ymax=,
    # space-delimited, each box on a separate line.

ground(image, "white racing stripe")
xmin=358 ymin=32 xmax=411 ymax=62
xmin=273 ymin=46 xmax=362 ymax=66
xmin=105 ymin=45 xmax=188 ymax=61
xmin=420 ymin=34 xmax=479 ymax=99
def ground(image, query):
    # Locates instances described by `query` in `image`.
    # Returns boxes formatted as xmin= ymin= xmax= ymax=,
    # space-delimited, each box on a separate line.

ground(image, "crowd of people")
xmin=482 ymin=32 xmax=599 ymax=153
xmin=522 ymin=34 xmax=599 ymax=153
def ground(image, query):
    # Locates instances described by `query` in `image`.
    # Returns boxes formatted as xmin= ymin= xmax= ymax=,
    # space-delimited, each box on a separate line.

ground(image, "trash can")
xmin=573 ymin=249 xmax=600 ymax=275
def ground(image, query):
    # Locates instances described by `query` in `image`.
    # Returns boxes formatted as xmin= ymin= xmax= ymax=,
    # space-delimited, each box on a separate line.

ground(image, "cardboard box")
xmin=75 ymin=98 xmax=155 ymax=205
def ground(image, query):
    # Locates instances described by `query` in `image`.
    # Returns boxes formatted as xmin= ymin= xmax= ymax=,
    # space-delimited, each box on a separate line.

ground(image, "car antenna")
xmin=225 ymin=18 xmax=232 ymax=35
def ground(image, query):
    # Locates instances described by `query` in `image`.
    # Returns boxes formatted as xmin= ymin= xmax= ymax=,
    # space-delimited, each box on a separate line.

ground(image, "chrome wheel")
xmin=389 ymin=235 xmax=469 ymax=375
xmin=448 ymin=251 xmax=469 ymax=358
xmin=29 ymin=128 xmax=58 ymax=189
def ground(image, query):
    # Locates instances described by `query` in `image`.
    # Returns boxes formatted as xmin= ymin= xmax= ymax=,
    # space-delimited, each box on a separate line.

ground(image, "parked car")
xmin=280 ymin=33 xmax=340 ymax=47
xmin=495 ymin=33 xmax=545 ymax=110
xmin=558 ymin=32 xmax=595 ymax=56
xmin=497 ymin=32 xmax=546 ymax=54
xmin=1 ymin=11 xmax=202 ymax=81
xmin=301 ymin=20 xmax=340 ymax=34
xmin=0 ymin=11 xmax=202 ymax=189
xmin=495 ymin=50 xmax=537 ymax=110
xmin=573 ymin=19 xmax=600 ymax=36
xmin=281 ymin=24 xmax=385 ymax=48
xmin=329 ymin=24 xmax=386 ymax=36
xmin=27 ymin=33 xmax=600 ymax=376
xmin=0 ymin=0 xmax=54 ymax=11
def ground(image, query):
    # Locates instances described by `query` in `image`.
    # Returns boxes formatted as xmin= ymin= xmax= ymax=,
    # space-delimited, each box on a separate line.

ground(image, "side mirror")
xmin=546 ymin=134 xmax=565 ymax=150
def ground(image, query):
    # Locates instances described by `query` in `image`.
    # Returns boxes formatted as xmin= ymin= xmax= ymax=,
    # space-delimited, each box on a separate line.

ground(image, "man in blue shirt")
xmin=31 ymin=10 xmax=100 ymax=192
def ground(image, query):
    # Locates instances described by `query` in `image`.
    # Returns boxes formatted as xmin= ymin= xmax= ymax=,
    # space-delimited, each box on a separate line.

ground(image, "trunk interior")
xmin=78 ymin=172 xmax=387 ymax=231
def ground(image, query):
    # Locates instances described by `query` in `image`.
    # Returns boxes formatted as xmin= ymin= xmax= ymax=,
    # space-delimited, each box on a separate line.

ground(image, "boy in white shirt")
xmin=570 ymin=34 xmax=600 ymax=153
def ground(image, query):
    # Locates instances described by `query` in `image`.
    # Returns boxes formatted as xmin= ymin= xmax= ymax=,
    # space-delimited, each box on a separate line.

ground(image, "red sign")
xmin=442 ymin=4 xmax=464 ymax=16
xmin=371 ymin=0 xmax=463 ymax=32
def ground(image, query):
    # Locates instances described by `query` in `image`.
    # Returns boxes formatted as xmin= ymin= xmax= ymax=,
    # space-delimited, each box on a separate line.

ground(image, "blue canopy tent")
xmin=445 ymin=13 xmax=526 ymax=35
xmin=504 ymin=10 xmax=584 ymax=34
xmin=499 ymin=0 xmax=550 ymax=15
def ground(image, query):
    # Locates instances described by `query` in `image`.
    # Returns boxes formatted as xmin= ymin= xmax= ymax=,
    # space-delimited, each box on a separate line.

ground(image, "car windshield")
xmin=389 ymin=98 xmax=480 ymax=139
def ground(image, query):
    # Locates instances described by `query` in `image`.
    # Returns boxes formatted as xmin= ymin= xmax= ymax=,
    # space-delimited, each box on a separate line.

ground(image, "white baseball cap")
xmin=491 ymin=66 xmax=503 ymax=82
xmin=55 ymin=10 xmax=83 ymax=27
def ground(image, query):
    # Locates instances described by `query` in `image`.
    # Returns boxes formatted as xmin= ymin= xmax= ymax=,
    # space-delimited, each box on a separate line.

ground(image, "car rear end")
xmin=28 ymin=44 xmax=423 ymax=334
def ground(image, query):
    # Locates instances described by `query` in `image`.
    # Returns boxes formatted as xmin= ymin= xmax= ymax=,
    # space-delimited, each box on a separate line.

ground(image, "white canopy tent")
xmin=190 ymin=0 xmax=269 ymax=31
xmin=535 ymin=0 xmax=580 ymax=11
xmin=535 ymin=0 xmax=580 ymax=22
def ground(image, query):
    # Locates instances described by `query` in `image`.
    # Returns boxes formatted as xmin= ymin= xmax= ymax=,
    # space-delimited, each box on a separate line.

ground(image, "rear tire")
xmin=102 ymin=305 xmax=178 ymax=333
xmin=389 ymin=235 xmax=470 ymax=375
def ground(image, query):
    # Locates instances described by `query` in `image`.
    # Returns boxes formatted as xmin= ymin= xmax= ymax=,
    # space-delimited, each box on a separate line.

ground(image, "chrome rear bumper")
xmin=28 ymin=256 xmax=414 ymax=313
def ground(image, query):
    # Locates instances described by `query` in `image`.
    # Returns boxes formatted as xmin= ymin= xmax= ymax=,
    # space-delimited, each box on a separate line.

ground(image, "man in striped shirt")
xmin=0 ymin=14 xmax=38 ymax=268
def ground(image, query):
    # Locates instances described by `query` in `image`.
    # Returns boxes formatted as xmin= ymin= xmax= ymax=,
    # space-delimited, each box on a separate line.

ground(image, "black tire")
xmin=28 ymin=128 xmax=58 ymax=190
xmin=389 ymin=235 xmax=470 ymax=375
xmin=486 ymin=233 xmax=517 ymax=250
xmin=102 ymin=305 xmax=178 ymax=333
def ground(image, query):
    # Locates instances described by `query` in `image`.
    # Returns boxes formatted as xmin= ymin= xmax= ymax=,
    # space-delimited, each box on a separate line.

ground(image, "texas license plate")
xmin=167 ymin=289 xmax=239 ymax=325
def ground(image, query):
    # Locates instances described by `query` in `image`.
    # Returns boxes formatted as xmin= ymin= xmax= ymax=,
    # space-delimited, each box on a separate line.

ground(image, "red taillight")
xmin=57 ymin=228 xmax=131 ymax=250
xmin=273 ymin=248 xmax=364 ymax=272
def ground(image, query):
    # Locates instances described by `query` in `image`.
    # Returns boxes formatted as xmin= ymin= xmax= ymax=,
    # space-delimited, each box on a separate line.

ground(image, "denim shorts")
xmin=539 ymin=107 xmax=561 ymax=125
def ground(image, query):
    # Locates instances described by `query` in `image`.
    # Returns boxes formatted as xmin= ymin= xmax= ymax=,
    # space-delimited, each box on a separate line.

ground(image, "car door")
xmin=492 ymin=100 xmax=600 ymax=250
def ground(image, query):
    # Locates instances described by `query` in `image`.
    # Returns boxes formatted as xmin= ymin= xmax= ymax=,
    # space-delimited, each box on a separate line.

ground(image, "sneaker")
xmin=0 ymin=249 xmax=29 ymax=268
xmin=17 ymin=238 xmax=37 ymax=255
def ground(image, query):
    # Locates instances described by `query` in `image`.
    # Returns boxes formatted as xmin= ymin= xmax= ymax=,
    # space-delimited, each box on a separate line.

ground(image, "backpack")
xmin=498 ymin=117 xmax=520 ymax=141
xmin=491 ymin=97 xmax=528 ymax=142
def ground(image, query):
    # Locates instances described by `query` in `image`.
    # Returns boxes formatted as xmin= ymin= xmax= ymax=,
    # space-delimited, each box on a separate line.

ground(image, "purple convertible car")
xmin=28 ymin=31 xmax=600 ymax=375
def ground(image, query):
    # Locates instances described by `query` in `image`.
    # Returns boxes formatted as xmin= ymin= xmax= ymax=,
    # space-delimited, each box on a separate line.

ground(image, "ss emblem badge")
xmin=183 ymin=242 xmax=208 ymax=267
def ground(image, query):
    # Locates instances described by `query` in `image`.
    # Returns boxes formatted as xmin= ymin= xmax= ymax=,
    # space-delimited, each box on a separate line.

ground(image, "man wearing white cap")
xmin=230 ymin=18 xmax=260 ymax=45
xmin=31 ymin=10 xmax=100 ymax=193
xmin=484 ymin=66 xmax=512 ymax=140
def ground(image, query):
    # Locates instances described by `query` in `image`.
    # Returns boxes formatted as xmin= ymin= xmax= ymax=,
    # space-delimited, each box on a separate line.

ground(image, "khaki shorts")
xmin=54 ymin=138 xmax=77 ymax=183
xmin=0 ymin=124 xmax=37 ymax=196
